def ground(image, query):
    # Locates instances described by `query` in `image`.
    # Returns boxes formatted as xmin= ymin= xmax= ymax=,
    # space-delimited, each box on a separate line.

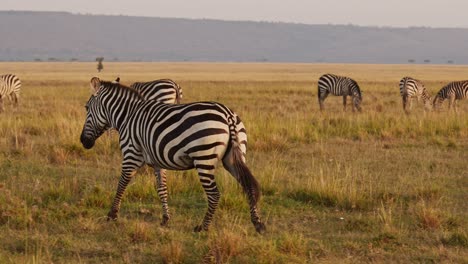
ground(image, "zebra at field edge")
xmin=318 ymin=73 xmax=362 ymax=112
xmin=80 ymin=77 xmax=265 ymax=233
xmin=114 ymin=77 xmax=183 ymax=104
xmin=399 ymin=77 xmax=432 ymax=113
xmin=433 ymin=80 xmax=468 ymax=112
xmin=0 ymin=74 xmax=21 ymax=112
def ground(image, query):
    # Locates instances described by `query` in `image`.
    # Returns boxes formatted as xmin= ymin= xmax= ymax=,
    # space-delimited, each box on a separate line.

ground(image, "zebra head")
xmin=80 ymin=77 xmax=111 ymax=149
xmin=352 ymin=87 xmax=362 ymax=112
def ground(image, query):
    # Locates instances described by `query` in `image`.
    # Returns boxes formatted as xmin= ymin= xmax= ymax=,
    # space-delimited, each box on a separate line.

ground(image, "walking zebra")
xmin=80 ymin=77 xmax=265 ymax=233
xmin=399 ymin=77 xmax=432 ymax=113
xmin=0 ymin=74 xmax=21 ymax=112
xmin=433 ymin=80 xmax=468 ymax=111
xmin=114 ymin=77 xmax=183 ymax=104
xmin=318 ymin=73 xmax=362 ymax=112
xmin=112 ymin=77 xmax=183 ymax=212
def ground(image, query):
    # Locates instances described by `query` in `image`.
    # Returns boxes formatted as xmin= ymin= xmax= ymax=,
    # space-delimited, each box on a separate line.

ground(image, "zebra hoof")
xmin=107 ymin=210 xmax=118 ymax=221
xmin=160 ymin=215 xmax=170 ymax=226
xmin=254 ymin=222 xmax=266 ymax=234
xmin=193 ymin=225 xmax=208 ymax=232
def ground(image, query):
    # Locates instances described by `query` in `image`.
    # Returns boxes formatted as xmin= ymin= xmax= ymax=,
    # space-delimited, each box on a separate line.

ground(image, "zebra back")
xmin=130 ymin=79 xmax=182 ymax=104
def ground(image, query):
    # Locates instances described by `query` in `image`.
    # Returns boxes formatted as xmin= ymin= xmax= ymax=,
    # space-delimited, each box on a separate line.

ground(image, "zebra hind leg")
xmin=0 ymin=97 xmax=4 ymax=113
xmin=193 ymin=162 xmax=220 ymax=232
xmin=154 ymin=168 xmax=171 ymax=226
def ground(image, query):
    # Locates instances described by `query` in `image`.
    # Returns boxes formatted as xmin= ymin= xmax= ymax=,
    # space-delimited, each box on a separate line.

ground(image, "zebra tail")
xmin=402 ymin=78 xmax=409 ymax=97
xmin=228 ymin=118 xmax=261 ymax=204
xmin=232 ymin=142 xmax=260 ymax=204
xmin=175 ymin=85 xmax=182 ymax=104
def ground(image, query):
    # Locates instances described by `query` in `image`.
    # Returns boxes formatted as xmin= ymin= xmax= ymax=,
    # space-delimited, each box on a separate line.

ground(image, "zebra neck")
xmin=106 ymin=97 xmax=142 ymax=133
xmin=421 ymin=90 xmax=431 ymax=103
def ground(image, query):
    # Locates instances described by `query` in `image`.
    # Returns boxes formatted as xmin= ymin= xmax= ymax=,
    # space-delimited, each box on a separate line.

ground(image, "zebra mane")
xmin=100 ymin=80 xmax=144 ymax=100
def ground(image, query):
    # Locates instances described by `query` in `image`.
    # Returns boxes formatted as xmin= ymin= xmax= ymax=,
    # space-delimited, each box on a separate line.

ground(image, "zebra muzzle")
xmin=80 ymin=134 xmax=95 ymax=149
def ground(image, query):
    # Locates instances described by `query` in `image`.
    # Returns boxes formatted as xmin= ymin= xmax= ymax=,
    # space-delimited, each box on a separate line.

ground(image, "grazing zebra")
xmin=318 ymin=73 xmax=362 ymax=112
xmin=399 ymin=77 xmax=432 ymax=113
xmin=114 ymin=77 xmax=183 ymax=104
xmin=0 ymin=74 xmax=21 ymax=112
xmin=80 ymin=77 xmax=265 ymax=233
xmin=433 ymin=80 xmax=468 ymax=111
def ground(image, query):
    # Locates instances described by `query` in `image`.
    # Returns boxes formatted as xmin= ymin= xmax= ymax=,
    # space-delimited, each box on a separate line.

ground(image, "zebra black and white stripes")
xmin=318 ymin=73 xmax=362 ymax=112
xmin=0 ymin=74 xmax=21 ymax=112
xmin=114 ymin=77 xmax=183 ymax=104
xmin=399 ymin=77 xmax=432 ymax=113
xmin=433 ymin=80 xmax=468 ymax=111
xmin=80 ymin=78 xmax=265 ymax=233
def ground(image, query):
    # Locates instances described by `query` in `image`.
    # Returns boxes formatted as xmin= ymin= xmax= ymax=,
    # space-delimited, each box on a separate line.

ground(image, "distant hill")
xmin=1 ymin=10 xmax=467 ymax=64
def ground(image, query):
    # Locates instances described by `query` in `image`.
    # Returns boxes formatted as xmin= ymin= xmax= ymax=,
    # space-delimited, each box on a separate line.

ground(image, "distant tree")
xmin=70 ymin=58 xmax=78 ymax=62
xmin=96 ymin=57 xmax=104 ymax=72
xmin=408 ymin=59 xmax=415 ymax=63
xmin=424 ymin=59 xmax=431 ymax=63
xmin=34 ymin=58 xmax=42 ymax=62
xmin=48 ymin=57 xmax=58 ymax=62
xmin=447 ymin=60 xmax=454 ymax=64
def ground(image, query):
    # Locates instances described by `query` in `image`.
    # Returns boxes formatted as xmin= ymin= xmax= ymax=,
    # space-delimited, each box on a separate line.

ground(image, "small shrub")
xmin=441 ymin=232 xmax=468 ymax=247
xmin=160 ymin=240 xmax=185 ymax=264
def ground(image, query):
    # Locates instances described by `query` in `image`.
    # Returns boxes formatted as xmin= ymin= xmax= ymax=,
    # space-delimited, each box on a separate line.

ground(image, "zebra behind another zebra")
xmin=399 ymin=77 xmax=432 ymax=113
xmin=318 ymin=73 xmax=362 ymax=112
xmin=114 ymin=77 xmax=183 ymax=104
xmin=0 ymin=74 xmax=21 ymax=112
xmin=80 ymin=77 xmax=265 ymax=233
xmin=433 ymin=80 xmax=468 ymax=111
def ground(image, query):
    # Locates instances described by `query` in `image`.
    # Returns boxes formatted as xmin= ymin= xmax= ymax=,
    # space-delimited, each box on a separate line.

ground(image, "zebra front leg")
xmin=343 ymin=95 xmax=347 ymax=111
xmin=154 ymin=168 xmax=171 ymax=226
xmin=318 ymin=92 xmax=329 ymax=112
xmin=12 ymin=93 xmax=19 ymax=108
xmin=448 ymin=96 xmax=456 ymax=112
xmin=107 ymin=160 xmax=143 ymax=221
xmin=194 ymin=164 xmax=220 ymax=232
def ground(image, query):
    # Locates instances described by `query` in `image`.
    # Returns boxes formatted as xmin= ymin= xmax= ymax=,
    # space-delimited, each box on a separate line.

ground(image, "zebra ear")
xmin=113 ymin=77 xmax=120 ymax=83
xmin=90 ymin=77 xmax=101 ymax=95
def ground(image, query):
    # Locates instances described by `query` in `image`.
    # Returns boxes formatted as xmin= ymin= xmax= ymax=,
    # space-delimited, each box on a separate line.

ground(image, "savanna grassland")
xmin=0 ymin=62 xmax=466 ymax=263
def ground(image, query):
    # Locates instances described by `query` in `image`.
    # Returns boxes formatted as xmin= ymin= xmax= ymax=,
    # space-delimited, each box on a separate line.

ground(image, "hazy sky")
xmin=3 ymin=0 xmax=468 ymax=28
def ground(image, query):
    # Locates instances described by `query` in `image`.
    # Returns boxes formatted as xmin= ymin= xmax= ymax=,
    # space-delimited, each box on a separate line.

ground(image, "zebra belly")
xmin=330 ymin=91 xmax=346 ymax=96
xmin=153 ymin=133 xmax=229 ymax=171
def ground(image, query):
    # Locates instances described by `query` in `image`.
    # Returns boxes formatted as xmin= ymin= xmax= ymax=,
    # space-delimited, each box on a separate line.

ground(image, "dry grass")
xmin=0 ymin=62 xmax=467 ymax=263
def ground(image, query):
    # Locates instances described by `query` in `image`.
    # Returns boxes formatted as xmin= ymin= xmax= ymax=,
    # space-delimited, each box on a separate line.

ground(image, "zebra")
xmin=80 ymin=77 xmax=265 ymax=233
xmin=112 ymin=77 xmax=183 ymax=190
xmin=399 ymin=77 xmax=432 ymax=113
xmin=114 ymin=77 xmax=183 ymax=104
xmin=433 ymin=80 xmax=468 ymax=111
xmin=318 ymin=73 xmax=362 ymax=112
xmin=0 ymin=74 xmax=21 ymax=112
